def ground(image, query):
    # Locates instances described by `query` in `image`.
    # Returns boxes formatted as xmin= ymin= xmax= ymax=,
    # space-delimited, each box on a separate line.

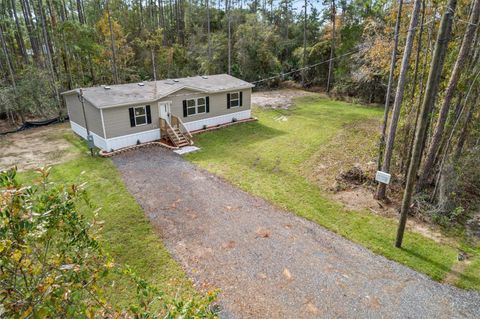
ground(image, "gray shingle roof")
xmin=62 ymin=74 xmax=254 ymax=108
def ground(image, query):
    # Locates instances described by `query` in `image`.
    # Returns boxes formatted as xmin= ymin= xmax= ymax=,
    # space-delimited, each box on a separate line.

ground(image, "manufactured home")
xmin=62 ymin=74 xmax=254 ymax=151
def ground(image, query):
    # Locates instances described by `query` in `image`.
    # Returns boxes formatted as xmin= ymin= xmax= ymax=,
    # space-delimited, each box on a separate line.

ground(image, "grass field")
xmin=18 ymin=135 xmax=194 ymax=308
xmin=10 ymin=92 xmax=479 ymax=298
xmin=186 ymin=95 xmax=480 ymax=289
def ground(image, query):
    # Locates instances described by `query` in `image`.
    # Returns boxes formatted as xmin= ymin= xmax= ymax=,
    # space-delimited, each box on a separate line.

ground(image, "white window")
xmin=134 ymin=106 xmax=147 ymax=126
xmin=229 ymin=92 xmax=240 ymax=108
xmin=197 ymin=97 xmax=206 ymax=113
xmin=186 ymin=97 xmax=207 ymax=116
xmin=187 ymin=99 xmax=196 ymax=115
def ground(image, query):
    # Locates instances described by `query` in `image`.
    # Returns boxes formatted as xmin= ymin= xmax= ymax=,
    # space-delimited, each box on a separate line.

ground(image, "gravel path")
xmin=113 ymin=148 xmax=480 ymax=319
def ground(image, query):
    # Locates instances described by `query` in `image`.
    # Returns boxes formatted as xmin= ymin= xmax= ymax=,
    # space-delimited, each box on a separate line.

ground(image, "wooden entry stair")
xmin=159 ymin=115 xmax=193 ymax=148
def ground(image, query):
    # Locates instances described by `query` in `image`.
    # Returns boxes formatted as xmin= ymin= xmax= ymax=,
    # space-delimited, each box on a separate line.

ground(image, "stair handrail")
xmin=172 ymin=115 xmax=193 ymax=138
xmin=165 ymin=119 xmax=182 ymax=145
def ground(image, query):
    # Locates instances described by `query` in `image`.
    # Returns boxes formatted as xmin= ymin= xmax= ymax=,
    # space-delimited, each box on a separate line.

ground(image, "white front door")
xmin=158 ymin=101 xmax=172 ymax=123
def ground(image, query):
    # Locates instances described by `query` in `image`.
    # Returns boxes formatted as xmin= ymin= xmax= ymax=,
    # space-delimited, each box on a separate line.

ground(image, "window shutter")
xmin=206 ymin=96 xmax=210 ymax=113
xmin=146 ymin=105 xmax=152 ymax=124
xmin=227 ymin=93 xmax=231 ymax=109
xmin=129 ymin=107 xmax=135 ymax=127
xmin=183 ymin=100 xmax=187 ymax=117
xmin=240 ymin=92 xmax=243 ymax=107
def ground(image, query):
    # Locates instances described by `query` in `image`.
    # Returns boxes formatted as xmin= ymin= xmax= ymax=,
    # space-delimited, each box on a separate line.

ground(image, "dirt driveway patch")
xmin=113 ymin=148 xmax=480 ymax=319
xmin=251 ymin=89 xmax=316 ymax=109
xmin=0 ymin=122 xmax=77 ymax=171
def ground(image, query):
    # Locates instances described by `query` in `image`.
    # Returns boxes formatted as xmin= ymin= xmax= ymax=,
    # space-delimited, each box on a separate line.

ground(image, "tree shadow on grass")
xmin=400 ymin=246 xmax=479 ymax=286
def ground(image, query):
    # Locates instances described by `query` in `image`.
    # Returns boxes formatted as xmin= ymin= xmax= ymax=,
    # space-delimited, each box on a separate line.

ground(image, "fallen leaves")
xmin=256 ymin=227 xmax=271 ymax=238
xmin=283 ymin=268 xmax=292 ymax=280
xmin=222 ymin=240 xmax=236 ymax=249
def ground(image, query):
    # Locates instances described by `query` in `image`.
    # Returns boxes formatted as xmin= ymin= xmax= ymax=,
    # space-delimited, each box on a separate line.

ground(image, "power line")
xmin=249 ymin=16 xmax=438 ymax=85
xmin=250 ymin=50 xmax=359 ymax=85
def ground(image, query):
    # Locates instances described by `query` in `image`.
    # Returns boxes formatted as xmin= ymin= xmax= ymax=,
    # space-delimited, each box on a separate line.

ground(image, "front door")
xmin=159 ymin=101 xmax=172 ymax=124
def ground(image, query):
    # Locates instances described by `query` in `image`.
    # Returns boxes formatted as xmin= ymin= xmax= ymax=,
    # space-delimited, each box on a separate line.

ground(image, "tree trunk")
xmin=326 ymin=0 xmax=336 ymax=93
xmin=206 ymin=0 xmax=212 ymax=73
xmin=396 ymin=0 xmax=457 ymax=248
xmin=283 ymin=0 xmax=289 ymax=60
xmin=400 ymin=0 xmax=426 ymax=175
xmin=20 ymin=0 xmax=42 ymax=65
xmin=376 ymin=0 xmax=422 ymax=200
xmin=10 ymin=0 xmax=28 ymax=64
xmin=57 ymin=0 xmax=73 ymax=89
xmin=76 ymin=0 xmax=85 ymax=24
xmin=433 ymin=73 xmax=480 ymax=201
xmin=106 ymin=0 xmax=119 ymax=84
xmin=38 ymin=0 xmax=62 ymax=111
xmin=453 ymin=97 xmax=478 ymax=161
xmin=376 ymin=0 xmax=403 ymax=172
xmin=417 ymin=0 xmax=480 ymax=191
xmin=302 ymin=0 xmax=307 ymax=87
xmin=0 ymin=23 xmax=17 ymax=91
xmin=227 ymin=0 xmax=232 ymax=74
xmin=38 ymin=0 xmax=58 ymax=76
xmin=139 ymin=0 xmax=144 ymax=28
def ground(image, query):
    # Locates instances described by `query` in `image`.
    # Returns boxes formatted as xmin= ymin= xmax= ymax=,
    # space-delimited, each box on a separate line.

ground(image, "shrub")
xmin=0 ymin=167 xmax=218 ymax=318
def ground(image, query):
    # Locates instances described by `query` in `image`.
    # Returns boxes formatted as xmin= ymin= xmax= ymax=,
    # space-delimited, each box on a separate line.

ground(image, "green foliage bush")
xmin=0 ymin=167 xmax=218 ymax=318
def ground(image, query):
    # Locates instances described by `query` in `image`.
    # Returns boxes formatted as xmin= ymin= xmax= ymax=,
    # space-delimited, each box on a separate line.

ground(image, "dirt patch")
xmin=252 ymin=89 xmax=317 ymax=109
xmin=0 ymin=122 xmax=78 ymax=171
xmin=444 ymin=258 xmax=472 ymax=286
xmin=332 ymin=187 xmax=393 ymax=214
xmin=0 ymin=119 xmax=19 ymax=133
xmin=302 ymin=117 xmax=451 ymax=244
xmin=304 ymin=118 xmax=380 ymax=190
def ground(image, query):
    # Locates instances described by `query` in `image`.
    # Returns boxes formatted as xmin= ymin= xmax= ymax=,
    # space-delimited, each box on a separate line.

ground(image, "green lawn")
xmin=186 ymin=95 xmax=480 ymax=289
xmin=19 ymin=135 xmax=194 ymax=308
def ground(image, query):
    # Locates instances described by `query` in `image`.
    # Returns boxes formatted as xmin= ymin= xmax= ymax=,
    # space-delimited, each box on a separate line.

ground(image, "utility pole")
xmin=326 ymin=0 xmax=336 ymax=93
xmin=79 ymin=89 xmax=94 ymax=157
xmin=302 ymin=0 xmax=307 ymax=87
xmin=396 ymin=0 xmax=457 ymax=248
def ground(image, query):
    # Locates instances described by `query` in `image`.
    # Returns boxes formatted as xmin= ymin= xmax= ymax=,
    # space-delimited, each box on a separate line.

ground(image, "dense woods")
xmin=0 ymin=0 xmax=479 ymax=237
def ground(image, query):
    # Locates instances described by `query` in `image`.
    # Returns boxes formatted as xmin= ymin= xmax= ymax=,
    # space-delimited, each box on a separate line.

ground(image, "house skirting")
xmin=183 ymin=110 xmax=251 ymax=131
xmin=70 ymin=109 xmax=251 ymax=151
xmin=70 ymin=121 xmax=109 ymax=150
xmin=70 ymin=121 xmax=160 ymax=151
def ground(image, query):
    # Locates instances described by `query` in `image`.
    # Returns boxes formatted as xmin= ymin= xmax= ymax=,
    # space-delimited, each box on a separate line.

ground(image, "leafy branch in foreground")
xmin=0 ymin=167 xmax=218 ymax=318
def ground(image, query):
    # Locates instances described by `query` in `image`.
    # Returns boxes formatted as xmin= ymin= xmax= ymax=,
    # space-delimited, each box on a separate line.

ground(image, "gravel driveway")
xmin=113 ymin=148 xmax=480 ymax=318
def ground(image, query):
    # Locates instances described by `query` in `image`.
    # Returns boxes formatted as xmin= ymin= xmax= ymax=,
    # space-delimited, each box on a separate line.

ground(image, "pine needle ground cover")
xmin=186 ymin=95 xmax=480 ymax=290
